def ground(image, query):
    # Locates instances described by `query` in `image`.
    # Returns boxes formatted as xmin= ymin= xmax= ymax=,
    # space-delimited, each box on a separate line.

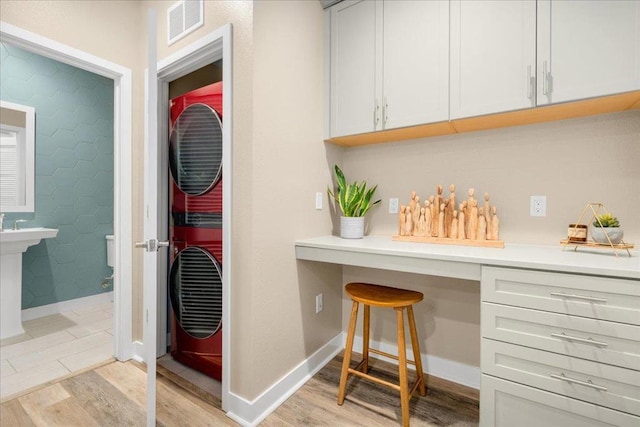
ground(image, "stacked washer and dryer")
xmin=167 ymin=82 xmax=223 ymax=381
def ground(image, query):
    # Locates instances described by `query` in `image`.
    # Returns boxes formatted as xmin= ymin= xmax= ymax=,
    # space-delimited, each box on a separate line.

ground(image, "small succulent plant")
xmin=593 ymin=213 xmax=620 ymax=228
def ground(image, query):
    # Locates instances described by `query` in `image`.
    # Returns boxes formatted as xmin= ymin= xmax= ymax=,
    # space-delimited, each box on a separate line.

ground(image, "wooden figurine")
xmin=445 ymin=184 xmax=456 ymax=237
xmin=429 ymin=195 xmax=437 ymax=236
xmin=415 ymin=207 xmax=427 ymax=237
xmin=399 ymin=205 xmax=406 ymax=236
xmin=438 ymin=203 xmax=445 ymax=237
xmin=484 ymin=193 xmax=492 ymax=236
xmin=408 ymin=191 xmax=417 ymax=217
xmin=491 ymin=206 xmax=500 ymax=241
xmin=477 ymin=207 xmax=487 ymax=240
xmin=412 ymin=196 xmax=421 ymax=235
xmin=451 ymin=210 xmax=459 ymax=239
xmin=423 ymin=201 xmax=432 ymax=236
xmin=461 ymin=200 xmax=468 ymax=238
xmin=404 ymin=207 xmax=414 ymax=236
xmin=458 ymin=203 xmax=466 ymax=239
xmin=468 ymin=199 xmax=478 ymax=240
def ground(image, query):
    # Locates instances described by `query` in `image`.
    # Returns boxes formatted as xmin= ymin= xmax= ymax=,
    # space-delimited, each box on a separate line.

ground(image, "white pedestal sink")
xmin=0 ymin=228 xmax=58 ymax=340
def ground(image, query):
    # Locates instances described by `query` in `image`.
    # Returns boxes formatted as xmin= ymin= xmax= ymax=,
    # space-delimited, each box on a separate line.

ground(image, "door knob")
xmin=135 ymin=239 xmax=169 ymax=252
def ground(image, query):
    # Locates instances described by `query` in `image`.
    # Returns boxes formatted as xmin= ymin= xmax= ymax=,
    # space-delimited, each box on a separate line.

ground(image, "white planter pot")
xmin=591 ymin=227 xmax=623 ymax=245
xmin=340 ymin=216 xmax=364 ymax=239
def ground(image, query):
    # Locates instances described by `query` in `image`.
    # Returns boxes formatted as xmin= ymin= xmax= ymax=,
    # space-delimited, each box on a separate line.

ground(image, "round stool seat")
xmin=345 ymin=282 xmax=423 ymax=308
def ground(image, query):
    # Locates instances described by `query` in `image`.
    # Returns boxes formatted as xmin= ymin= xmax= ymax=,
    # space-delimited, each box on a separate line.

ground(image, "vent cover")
xmin=169 ymin=103 xmax=223 ymax=196
xmin=168 ymin=0 xmax=204 ymax=46
xmin=170 ymin=247 xmax=222 ymax=339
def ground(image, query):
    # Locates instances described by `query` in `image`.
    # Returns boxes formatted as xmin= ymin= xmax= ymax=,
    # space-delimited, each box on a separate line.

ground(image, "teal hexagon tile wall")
xmin=1 ymin=42 xmax=113 ymax=310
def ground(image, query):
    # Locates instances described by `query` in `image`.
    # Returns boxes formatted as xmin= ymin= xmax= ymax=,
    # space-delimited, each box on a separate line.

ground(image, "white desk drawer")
xmin=480 ymin=374 xmax=640 ymax=427
xmin=482 ymin=302 xmax=640 ymax=370
xmin=482 ymin=266 xmax=640 ymax=325
xmin=483 ymin=339 xmax=640 ymax=416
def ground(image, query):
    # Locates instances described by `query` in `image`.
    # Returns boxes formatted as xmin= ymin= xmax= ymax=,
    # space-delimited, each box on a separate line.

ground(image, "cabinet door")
xmin=382 ymin=0 xmax=449 ymax=129
xmin=537 ymin=0 xmax=640 ymax=106
xmin=330 ymin=0 xmax=382 ymax=137
xmin=450 ymin=0 xmax=536 ymax=119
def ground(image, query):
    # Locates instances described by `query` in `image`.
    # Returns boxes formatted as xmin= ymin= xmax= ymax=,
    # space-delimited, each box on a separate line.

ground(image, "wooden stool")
xmin=338 ymin=282 xmax=426 ymax=427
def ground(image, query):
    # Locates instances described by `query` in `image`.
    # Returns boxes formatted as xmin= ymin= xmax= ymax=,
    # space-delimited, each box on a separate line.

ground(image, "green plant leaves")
xmin=592 ymin=213 xmax=620 ymax=228
xmin=327 ymin=165 xmax=381 ymax=217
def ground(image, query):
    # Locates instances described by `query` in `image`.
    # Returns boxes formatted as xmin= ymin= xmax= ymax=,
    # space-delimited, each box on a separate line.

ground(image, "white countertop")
xmin=295 ymin=235 xmax=640 ymax=280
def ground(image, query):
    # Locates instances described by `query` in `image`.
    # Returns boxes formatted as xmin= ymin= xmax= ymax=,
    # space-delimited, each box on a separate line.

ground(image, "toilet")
xmin=106 ymin=235 xmax=115 ymax=268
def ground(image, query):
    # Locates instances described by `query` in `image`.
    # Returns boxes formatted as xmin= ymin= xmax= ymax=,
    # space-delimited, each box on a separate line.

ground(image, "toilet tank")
xmin=106 ymin=235 xmax=115 ymax=268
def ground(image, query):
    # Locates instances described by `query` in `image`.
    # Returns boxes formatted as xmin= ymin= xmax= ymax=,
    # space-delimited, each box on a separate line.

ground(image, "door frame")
xmin=156 ymin=23 xmax=233 ymax=411
xmin=0 ymin=21 xmax=134 ymax=360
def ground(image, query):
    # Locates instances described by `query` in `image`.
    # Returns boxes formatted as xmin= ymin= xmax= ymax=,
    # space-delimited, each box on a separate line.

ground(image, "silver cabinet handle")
xmin=135 ymin=239 xmax=169 ymax=252
xmin=373 ymin=100 xmax=380 ymax=128
xmin=543 ymin=60 xmax=550 ymax=95
xmin=383 ymin=97 xmax=388 ymax=127
xmin=550 ymin=373 xmax=607 ymax=392
xmin=549 ymin=291 xmax=607 ymax=303
xmin=527 ymin=65 xmax=535 ymax=103
xmin=551 ymin=332 xmax=608 ymax=347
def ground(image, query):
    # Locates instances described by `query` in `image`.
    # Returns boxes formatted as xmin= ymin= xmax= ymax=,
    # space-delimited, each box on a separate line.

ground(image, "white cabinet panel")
xmin=537 ymin=0 xmax=640 ymax=105
xmin=450 ymin=0 xmax=536 ymax=119
xmin=330 ymin=0 xmax=380 ymax=137
xmin=481 ymin=375 xmax=640 ymax=427
xmin=482 ymin=302 xmax=640 ymax=370
xmin=483 ymin=340 xmax=640 ymax=415
xmin=382 ymin=0 xmax=449 ymax=129
xmin=482 ymin=266 xmax=640 ymax=325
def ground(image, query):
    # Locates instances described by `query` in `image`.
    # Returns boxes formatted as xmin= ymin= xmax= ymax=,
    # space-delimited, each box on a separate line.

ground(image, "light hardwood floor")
xmin=0 ymin=302 xmax=114 ymax=401
xmin=1 ymin=352 xmax=478 ymax=426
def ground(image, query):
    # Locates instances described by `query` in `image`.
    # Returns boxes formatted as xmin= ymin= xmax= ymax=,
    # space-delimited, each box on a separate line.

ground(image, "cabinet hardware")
xmin=527 ymin=65 xmax=535 ymax=103
xmin=549 ymin=291 xmax=607 ymax=303
xmin=383 ymin=97 xmax=388 ymax=127
xmin=550 ymin=373 xmax=607 ymax=392
xmin=543 ymin=60 xmax=550 ymax=95
xmin=373 ymin=101 xmax=380 ymax=128
xmin=551 ymin=332 xmax=608 ymax=347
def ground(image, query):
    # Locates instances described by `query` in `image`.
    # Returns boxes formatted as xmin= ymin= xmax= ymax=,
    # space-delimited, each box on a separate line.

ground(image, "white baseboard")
xmin=344 ymin=331 xmax=480 ymax=390
xmin=21 ymin=291 xmax=114 ymax=321
xmin=226 ymin=333 xmax=343 ymax=427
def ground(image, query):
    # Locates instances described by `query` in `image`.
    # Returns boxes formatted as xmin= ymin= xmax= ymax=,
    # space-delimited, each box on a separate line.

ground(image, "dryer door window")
xmin=169 ymin=103 xmax=222 ymax=196
xmin=169 ymin=247 xmax=222 ymax=339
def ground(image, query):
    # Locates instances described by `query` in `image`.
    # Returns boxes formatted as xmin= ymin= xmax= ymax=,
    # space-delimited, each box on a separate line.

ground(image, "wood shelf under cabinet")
xmin=327 ymin=91 xmax=640 ymax=147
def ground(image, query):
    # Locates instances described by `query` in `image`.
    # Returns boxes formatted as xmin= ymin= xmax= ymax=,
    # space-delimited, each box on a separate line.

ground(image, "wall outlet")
xmin=530 ymin=195 xmax=547 ymax=217
xmin=389 ymin=198 xmax=399 ymax=214
xmin=315 ymin=293 xmax=323 ymax=314
xmin=315 ymin=192 xmax=323 ymax=210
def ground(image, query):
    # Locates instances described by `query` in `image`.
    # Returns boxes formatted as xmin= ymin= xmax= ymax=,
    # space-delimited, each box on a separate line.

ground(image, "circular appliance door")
xmin=169 ymin=247 xmax=222 ymax=339
xmin=169 ymin=103 xmax=223 ymax=196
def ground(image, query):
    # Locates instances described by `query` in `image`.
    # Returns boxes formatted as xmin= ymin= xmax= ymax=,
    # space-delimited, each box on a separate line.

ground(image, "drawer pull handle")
xmin=551 ymin=332 xmax=608 ymax=347
xmin=550 ymin=373 xmax=607 ymax=392
xmin=549 ymin=292 xmax=607 ymax=303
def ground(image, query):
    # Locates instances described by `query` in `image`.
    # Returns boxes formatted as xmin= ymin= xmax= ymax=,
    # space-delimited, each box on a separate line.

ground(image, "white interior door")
xmin=138 ymin=8 xmax=162 ymax=427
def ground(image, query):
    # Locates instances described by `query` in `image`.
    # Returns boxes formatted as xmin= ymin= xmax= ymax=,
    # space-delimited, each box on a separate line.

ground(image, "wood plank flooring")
xmin=0 ymin=352 xmax=479 ymax=426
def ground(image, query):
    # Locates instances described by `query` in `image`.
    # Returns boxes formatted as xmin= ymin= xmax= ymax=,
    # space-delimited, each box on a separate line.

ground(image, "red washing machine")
xmin=168 ymin=81 xmax=223 ymax=381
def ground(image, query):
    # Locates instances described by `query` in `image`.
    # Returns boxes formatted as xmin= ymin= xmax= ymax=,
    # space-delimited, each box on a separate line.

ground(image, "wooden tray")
xmin=560 ymin=239 xmax=634 ymax=257
xmin=393 ymin=235 xmax=505 ymax=248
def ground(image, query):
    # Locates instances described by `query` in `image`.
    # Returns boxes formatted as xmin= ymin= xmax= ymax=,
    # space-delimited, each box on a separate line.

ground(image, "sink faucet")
xmin=13 ymin=219 xmax=28 ymax=230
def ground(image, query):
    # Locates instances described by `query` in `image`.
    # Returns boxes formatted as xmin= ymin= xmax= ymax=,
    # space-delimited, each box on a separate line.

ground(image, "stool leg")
xmin=338 ymin=300 xmax=359 ymax=405
xmin=396 ymin=307 xmax=410 ymax=427
xmin=362 ymin=304 xmax=370 ymax=373
xmin=407 ymin=305 xmax=426 ymax=396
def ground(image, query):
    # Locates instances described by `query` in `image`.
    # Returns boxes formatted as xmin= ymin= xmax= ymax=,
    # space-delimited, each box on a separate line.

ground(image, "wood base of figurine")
xmin=392 ymin=235 xmax=505 ymax=248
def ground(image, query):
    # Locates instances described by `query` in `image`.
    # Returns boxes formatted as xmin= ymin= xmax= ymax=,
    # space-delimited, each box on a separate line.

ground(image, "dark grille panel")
xmin=170 ymin=247 xmax=222 ymax=339
xmin=169 ymin=103 xmax=223 ymax=196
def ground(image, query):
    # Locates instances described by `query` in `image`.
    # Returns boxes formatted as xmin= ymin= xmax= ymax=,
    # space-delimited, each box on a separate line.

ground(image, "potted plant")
xmin=591 ymin=213 xmax=624 ymax=245
xmin=328 ymin=165 xmax=381 ymax=239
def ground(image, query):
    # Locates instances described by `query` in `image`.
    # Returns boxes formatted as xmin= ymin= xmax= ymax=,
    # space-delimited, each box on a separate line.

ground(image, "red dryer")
xmin=168 ymin=81 xmax=223 ymax=381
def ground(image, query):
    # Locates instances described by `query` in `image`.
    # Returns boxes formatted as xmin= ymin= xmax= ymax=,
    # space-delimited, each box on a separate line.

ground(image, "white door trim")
xmin=156 ymin=23 xmax=233 ymax=412
xmin=0 ymin=21 xmax=134 ymax=361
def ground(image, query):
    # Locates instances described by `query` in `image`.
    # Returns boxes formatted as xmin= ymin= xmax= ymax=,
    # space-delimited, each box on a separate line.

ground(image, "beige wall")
xmin=341 ymin=110 xmax=640 ymax=369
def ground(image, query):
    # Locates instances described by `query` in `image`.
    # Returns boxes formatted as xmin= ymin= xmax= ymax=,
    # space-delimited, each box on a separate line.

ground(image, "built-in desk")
xmin=295 ymin=236 xmax=640 ymax=426
xmin=295 ymin=235 xmax=639 ymax=280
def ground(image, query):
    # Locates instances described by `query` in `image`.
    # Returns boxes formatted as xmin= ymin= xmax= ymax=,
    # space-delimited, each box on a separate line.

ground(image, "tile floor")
xmin=0 ymin=302 xmax=114 ymax=401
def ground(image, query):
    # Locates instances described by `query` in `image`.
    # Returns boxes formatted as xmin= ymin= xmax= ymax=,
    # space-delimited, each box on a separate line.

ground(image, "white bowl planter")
xmin=340 ymin=216 xmax=365 ymax=239
xmin=591 ymin=227 xmax=624 ymax=245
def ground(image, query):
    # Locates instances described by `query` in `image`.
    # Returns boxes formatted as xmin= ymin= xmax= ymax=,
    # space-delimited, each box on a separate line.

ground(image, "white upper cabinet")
xmin=330 ymin=0 xmax=449 ymax=138
xmin=330 ymin=0 xmax=379 ymax=137
xmin=537 ymin=0 xmax=640 ymax=106
xmin=450 ymin=0 xmax=536 ymax=119
xmin=382 ymin=0 xmax=449 ymax=130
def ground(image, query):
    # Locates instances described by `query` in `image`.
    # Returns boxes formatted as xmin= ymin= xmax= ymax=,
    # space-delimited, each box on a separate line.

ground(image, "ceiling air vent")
xmin=168 ymin=0 xmax=204 ymax=46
